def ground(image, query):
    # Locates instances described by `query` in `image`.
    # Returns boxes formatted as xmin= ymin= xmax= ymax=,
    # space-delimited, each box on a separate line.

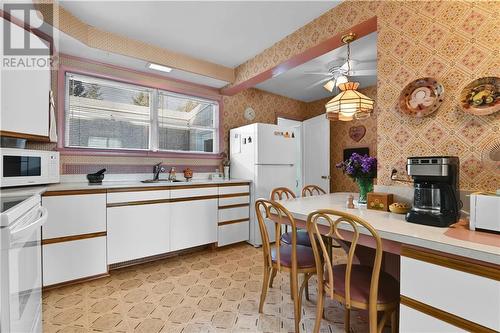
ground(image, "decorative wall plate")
xmin=349 ymin=125 xmax=366 ymax=142
xmin=398 ymin=77 xmax=444 ymax=117
xmin=244 ymin=107 xmax=256 ymax=121
xmin=460 ymin=77 xmax=500 ymax=115
xmin=481 ymin=138 xmax=500 ymax=174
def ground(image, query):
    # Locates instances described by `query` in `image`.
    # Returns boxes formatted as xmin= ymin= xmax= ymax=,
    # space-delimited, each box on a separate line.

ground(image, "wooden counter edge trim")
xmin=219 ymin=192 xmax=250 ymax=199
xmin=0 ymin=130 xmax=50 ymax=142
xmin=218 ymin=203 xmax=250 ymax=209
xmin=107 ymin=195 xmax=220 ymax=207
xmin=43 ymin=272 xmax=109 ymax=291
xmin=401 ymin=245 xmax=500 ymax=281
xmin=42 ymin=231 xmax=107 ymax=245
xmin=43 ymin=189 xmax=107 ymax=196
xmin=400 ymin=295 xmax=497 ymax=333
xmin=218 ymin=182 xmax=250 ymax=187
xmin=107 ymin=183 xmax=220 ymax=193
xmin=218 ymin=218 xmax=250 ymax=226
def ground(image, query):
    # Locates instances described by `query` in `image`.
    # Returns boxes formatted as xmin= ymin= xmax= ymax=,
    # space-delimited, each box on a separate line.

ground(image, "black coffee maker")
xmin=406 ymin=156 xmax=461 ymax=227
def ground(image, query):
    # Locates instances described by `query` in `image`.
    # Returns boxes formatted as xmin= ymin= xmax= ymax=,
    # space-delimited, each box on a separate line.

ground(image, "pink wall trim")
xmin=57 ymin=60 xmax=224 ymax=158
xmin=221 ymin=16 xmax=377 ymax=96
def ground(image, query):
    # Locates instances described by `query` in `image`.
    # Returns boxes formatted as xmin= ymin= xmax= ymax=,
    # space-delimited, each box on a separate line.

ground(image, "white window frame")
xmin=64 ymin=72 xmax=220 ymax=154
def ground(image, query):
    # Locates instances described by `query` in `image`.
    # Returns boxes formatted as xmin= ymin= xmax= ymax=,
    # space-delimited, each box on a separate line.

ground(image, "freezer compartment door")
xmin=256 ymin=124 xmax=296 ymax=165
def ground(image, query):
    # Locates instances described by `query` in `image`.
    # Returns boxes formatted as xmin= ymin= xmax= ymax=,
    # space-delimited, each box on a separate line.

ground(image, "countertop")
xmin=276 ymin=193 xmax=500 ymax=266
xmin=44 ymin=178 xmax=251 ymax=193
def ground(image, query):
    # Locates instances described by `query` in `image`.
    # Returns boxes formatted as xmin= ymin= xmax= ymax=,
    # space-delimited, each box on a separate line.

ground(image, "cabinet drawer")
xmin=401 ymin=256 xmax=500 ymax=331
xmin=107 ymin=190 xmax=170 ymax=204
xmin=219 ymin=195 xmax=250 ymax=207
xmin=218 ymin=220 xmax=249 ymax=246
xmin=43 ymin=236 xmax=107 ymax=287
xmin=400 ymin=304 xmax=467 ymax=333
xmin=218 ymin=206 xmax=249 ymax=223
xmin=218 ymin=185 xmax=250 ymax=195
xmin=170 ymin=186 xmax=218 ymax=199
xmin=42 ymin=194 xmax=106 ymax=239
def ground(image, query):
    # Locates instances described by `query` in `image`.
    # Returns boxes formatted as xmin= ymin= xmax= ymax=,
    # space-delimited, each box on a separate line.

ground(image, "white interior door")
xmin=277 ymin=118 xmax=302 ymax=195
xmin=303 ymin=114 xmax=330 ymax=193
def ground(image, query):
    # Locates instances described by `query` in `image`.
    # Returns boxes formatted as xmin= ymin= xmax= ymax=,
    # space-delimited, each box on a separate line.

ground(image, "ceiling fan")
xmin=305 ymin=58 xmax=377 ymax=92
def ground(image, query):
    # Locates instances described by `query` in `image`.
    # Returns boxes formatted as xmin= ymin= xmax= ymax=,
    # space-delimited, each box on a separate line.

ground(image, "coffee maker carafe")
xmin=406 ymin=156 xmax=461 ymax=227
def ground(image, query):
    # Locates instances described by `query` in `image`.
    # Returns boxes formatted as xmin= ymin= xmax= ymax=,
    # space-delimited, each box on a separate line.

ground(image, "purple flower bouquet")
xmin=336 ymin=153 xmax=377 ymax=204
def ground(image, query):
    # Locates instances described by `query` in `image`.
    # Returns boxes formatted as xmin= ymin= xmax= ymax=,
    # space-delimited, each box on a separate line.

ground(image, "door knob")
xmin=321 ymin=175 xmax=331 ymax=179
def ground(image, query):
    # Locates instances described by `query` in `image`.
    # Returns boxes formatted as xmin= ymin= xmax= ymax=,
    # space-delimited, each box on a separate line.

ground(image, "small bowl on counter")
xmin=389 ymin=202 xmax=411 ymax=214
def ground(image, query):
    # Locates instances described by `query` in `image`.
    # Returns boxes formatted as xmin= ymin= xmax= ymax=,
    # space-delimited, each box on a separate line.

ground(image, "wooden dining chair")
xmin=306 ymin=209 xmax=399 ymax=333
xmin=270 ymin=187 xmax=312 ymax=248
xmin=301 ymin=184 xmax=327 ymax=197
xmin=255 ymin=199 xmax=317 ymax=333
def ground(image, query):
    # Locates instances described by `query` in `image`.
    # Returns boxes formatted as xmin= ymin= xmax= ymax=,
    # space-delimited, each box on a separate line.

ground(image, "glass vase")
xmin=356 ymin=177 xmax=374 ymax=204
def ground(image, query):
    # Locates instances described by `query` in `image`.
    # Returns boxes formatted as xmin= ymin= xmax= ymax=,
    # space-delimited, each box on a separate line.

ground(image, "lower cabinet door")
xmin=42 ymin=236 xmax=107 ymax=287
xmin=218 ymin=221 xmax=249 ymax=247
xmin=107 ymin=203 xmax=170 ymax=264
xmin=400 ymin=305 xmax=467 ymax=333
xmin=170 ymin=199 xmax=218 ymax=251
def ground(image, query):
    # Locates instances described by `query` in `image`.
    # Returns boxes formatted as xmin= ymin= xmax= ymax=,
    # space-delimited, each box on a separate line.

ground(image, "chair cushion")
xmin=271 ymin=244 xmax=316 ymax=268
xmin=281 ymin=231 xmax=312 ymax=247
xmin=330 ymin=264 xmax=399 ymax=304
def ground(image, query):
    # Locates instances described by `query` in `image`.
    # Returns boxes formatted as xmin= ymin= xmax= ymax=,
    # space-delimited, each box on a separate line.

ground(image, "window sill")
xmin=57 ymin=147 xmax=222 ymax=160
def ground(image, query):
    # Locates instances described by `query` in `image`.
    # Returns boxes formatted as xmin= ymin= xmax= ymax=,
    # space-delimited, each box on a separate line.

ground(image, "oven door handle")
xmin=11 ymin=207 xmax=48 ymax=239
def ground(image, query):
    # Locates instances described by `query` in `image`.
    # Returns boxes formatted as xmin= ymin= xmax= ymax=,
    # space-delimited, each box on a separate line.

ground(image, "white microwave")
xmin=0 ymin=148 xmax=60 ymax=187
xmin=469 ymin=193 xmax=500 ymax=233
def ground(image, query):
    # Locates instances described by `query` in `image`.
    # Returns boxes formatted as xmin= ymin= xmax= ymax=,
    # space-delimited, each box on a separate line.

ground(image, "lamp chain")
xmin=346 ymin=41 xmax=351 ymax=74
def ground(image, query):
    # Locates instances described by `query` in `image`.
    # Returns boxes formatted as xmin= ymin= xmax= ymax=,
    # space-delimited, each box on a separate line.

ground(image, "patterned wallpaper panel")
xmin=230 ymin=0 xmax=500 ymax=191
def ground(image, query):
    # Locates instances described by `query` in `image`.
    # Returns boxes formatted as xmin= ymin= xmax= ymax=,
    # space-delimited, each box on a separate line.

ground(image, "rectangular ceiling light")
xmin=147 ymin=63 xmax=172 ymax=73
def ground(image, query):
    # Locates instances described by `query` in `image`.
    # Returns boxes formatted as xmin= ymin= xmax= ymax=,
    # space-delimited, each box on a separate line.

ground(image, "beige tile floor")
xmin=43 ymin=243 xmax=370 ymax=333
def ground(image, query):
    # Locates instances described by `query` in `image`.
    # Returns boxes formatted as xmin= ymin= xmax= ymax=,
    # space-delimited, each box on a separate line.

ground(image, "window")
xmin=65 ymin=73 xmax=219 ymax=153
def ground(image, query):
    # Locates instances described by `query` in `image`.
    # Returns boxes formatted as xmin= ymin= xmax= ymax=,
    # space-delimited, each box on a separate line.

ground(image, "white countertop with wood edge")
xmin=42 ymin=178 xmax=251 ymax=194
xmin=275 ymin=193 xmax=500 ymax=266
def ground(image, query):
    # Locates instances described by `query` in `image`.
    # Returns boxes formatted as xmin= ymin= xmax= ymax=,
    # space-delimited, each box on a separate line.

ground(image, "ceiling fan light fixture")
xmin=325 ymin=32 xmax=375 ymax=122
xmin=336 ymin=75 xmax=349 ymax=86
xmin=323 ymin=80 xmax=336 ymax=92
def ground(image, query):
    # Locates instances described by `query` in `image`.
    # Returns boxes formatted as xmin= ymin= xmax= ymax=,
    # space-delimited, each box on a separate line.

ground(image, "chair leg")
xmin=291 ymin=271 xmax=301 ymax=333
xmin=313 ymin=281 xmax=324 ymax=333
xmin=304 ymin=275 xmax=310 ymax=301
xmin=391 ymin=308 xmax=398 ymax=333
xmin=290 ymin=274 xmax=294 ymax=300
xmin=269 ymin=267 xmax=277 ymax=288
xmin=259 ymin=266 xmax=271 ymax=313
xmin=344 ymin=308 xmax=351 ymax=333
xmin=377 ymin=310 xmax=390 ymax=333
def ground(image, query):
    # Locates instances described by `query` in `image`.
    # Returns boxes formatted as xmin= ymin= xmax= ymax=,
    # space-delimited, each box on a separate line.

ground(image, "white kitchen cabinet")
xmin=400 ymin=305 xmax=467 ymax=333
xmin=41 ymin=192 xmax=107 ymax=286
xmin=107 ymin=203 xmax=170 ymax=264
xmin=1 ymin=18 xmax=51 ymax=138
xmin=400 ymin=248 xmax=500 ymax=332
xmin=217 ymin=184 xmax=250 ymax=247
xmin=42 ymin=194 xmax=106 ymax=239
xmin=43 ymin=236 xmax=107 ymax=287
xmin=170 ymin=198 xmax=218 ymax=251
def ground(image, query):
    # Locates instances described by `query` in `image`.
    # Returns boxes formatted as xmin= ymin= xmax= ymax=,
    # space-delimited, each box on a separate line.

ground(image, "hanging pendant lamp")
xmin=325 ymin=33 xmax=374 ymax=121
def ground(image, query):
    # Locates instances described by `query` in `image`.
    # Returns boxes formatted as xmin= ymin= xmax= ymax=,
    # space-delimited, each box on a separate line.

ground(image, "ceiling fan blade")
xmin=303 ymin=71 xmax=332 ymax=76
xmin=348 ymin=69 xmax=377 ymax=76
xmin=305 ymin=77 xmax=331 ymax=89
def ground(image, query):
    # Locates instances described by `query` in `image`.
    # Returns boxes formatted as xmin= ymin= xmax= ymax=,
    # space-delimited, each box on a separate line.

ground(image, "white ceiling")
xmin=255 ymin=32 xmax=377 ymax=102
xmin=59 ymin=1 xmax=341 ymax=68
xmin=58 ymin=31 xmax=230 ymax=88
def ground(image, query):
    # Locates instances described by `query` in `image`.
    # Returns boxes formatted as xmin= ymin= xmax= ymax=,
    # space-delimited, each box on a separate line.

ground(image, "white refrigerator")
xmin=230 ymin=123 xmax=297 ymax=246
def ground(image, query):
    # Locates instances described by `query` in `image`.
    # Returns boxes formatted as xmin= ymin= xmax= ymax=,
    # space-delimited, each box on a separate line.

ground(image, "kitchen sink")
xmin=141 ymin=179 xmax=185 ymax=183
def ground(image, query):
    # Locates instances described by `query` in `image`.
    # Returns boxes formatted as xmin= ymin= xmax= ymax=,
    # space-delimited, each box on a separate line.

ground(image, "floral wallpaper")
xmin=230 ymin=0 xmax=500 ymax=191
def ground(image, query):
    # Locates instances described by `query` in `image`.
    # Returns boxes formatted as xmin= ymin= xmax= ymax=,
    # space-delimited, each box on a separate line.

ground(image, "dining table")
xmin=269 ymin=192 xmax=500 ymax=332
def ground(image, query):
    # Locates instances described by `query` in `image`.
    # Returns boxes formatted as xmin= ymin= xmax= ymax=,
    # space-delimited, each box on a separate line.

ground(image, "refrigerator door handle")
xmin=255 ymin=163 xmax=294 ymax=166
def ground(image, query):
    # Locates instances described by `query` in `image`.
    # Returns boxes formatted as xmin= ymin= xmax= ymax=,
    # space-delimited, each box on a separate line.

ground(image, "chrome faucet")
xmin=153 ymin=162 xmax=165 ymax=181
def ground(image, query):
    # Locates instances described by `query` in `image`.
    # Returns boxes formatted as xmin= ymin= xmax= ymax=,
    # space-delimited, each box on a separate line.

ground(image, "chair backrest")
xmin=306 ymin=209 xmax=383 ymax=326
xmin=255 ymin=199 xmax=299 ymax=272
xmin=301 ymin=184 xmax=327 ymax=197
xmin=270 ymin=187 xmax=296 ymax=200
